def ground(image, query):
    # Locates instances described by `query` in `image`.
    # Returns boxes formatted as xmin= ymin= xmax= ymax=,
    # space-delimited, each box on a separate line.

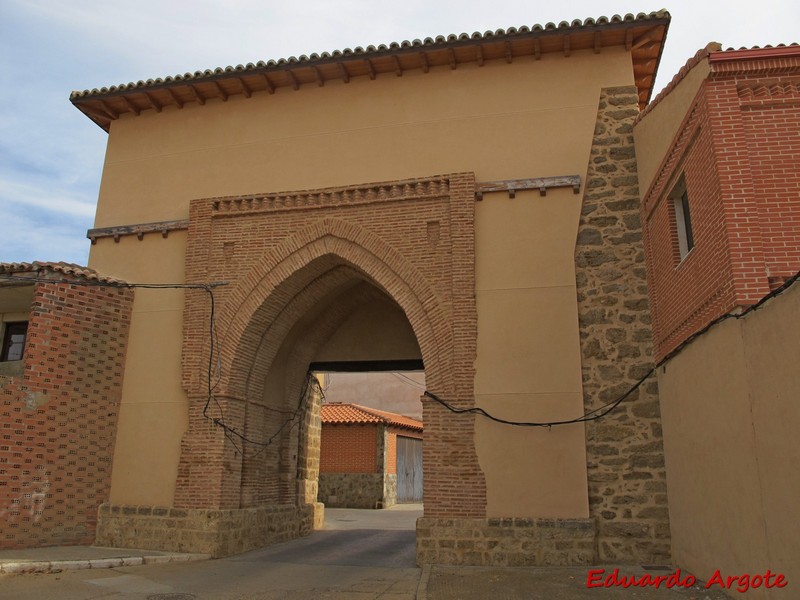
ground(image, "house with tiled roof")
xmin=319 ymin=403 xmax=423 ymax=508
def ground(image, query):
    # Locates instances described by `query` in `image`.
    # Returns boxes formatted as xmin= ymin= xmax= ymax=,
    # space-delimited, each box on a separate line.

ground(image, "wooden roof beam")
xmin=286 ymin=69 xmax=300 ymax=90
xmin=143 ymin=93 xmax=162 ymax=113
xmin=505 ymin=41 xmax=513 ymax=63
xmin=212 ymin=80 xmax=229 ymax=101
xmin=392 ymin=55 xmax=403 ymax=76
xmin=98 ymin=100 xmax=120 ymax=119
xmin=476 ymin=45 xmax=484 ymax=66
xmin=236 ymin=77 xmax=252 ymax=98
xmin=419 ymin=51 xmax=430 ymax=73
xmin=563 ymin=35 xmax=571 ymax=57
xmin=339 ymin=63 xmax=350 ymax=83
xmin=365 ymin=58 xmax=376 ymax=80
xmin=121 ymin=96 xmax=140 ymax=116
xmin=632 ymin=27 xmax=661 ymax=50
xmin=261 ymin=73 xmax=275 ymax=94
xmin=448 ymin=48 xmax=457 ymax=69
xmin=534 ymin=39 xmax=541 ymax=60
xmin=593 ymin=32 xmax=602 ymax=54
xmin=625 ymin=30 xmax=633 ymax=51
xmin=82 ymin=103 xmax=116 ymax=122
xmin=166 ymin=87 xmax=184 ymax=108
xmin=313 ymin=66 xmax=325 ymax=87
xmin=188 ymin=84 xmax=206 ymax=105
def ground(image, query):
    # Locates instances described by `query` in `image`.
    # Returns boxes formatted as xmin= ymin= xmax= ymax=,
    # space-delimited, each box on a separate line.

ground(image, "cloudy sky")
xmin=1 ymin=1 xmax=797 ymax=265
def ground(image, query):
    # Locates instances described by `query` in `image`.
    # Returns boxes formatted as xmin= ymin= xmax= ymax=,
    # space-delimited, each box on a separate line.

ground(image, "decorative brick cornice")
xmin=210 ymin=177 xmax=450 ymax=217
xmin=737 ymin=78 xmax=800 ymax=106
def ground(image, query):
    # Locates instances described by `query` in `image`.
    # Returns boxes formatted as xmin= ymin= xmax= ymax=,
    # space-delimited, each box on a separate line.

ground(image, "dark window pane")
xmin=1 ymin=322 xmax=28 ymax=361
xmin=680 ymin=190 xmax=694 ymax=251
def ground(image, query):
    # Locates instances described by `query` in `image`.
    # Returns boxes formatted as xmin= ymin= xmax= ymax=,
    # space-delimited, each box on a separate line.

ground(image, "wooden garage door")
xmin=397 ymin=436 xmax=423 ymax=503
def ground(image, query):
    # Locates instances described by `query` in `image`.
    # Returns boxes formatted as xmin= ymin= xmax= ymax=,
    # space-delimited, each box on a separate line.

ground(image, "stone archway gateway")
xmin=75 ymin=13 xmax=676 ymax=566
xmin=137 ymin=173 xmax=484 ymax=556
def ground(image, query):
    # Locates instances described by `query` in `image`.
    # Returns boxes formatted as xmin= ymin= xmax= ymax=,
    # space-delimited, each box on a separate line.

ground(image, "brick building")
xmin=4 ymin=11 xmax=677 ymax=565
xmin=0 ymin=262 xmax=133 ymax=549
xmin=634 ymin=44 xmax=800 ymax=593
xmin=319 ymin=403 xmax=423 ymax=509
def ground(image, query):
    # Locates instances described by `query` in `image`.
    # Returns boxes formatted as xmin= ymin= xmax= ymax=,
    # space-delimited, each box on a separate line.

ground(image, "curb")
xmin=0 ymin=553 xmax=210 ymax=575
xmin=415 ymin=564 xmax=431 ymax=600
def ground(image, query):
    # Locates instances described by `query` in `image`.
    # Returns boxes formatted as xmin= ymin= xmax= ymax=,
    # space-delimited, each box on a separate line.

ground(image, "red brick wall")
xmin=0 ymin=281 xmax=133 ymax=548
xmin=319 ymin=424 xmax=377 ymax=474
xmin=387 ymin=432 xmax=397 ymax=475
xmin=641 ymin=53 xmax=800 ymax=362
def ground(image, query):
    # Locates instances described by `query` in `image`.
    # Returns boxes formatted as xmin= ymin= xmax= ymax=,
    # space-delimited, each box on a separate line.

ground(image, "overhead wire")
xmin=0 ymin=272 xmax=315 ymax=452
xmin=5 ymin=266 xmax=799 ymax=433
xmin=424 ymin=268 xmax=800 ymax=429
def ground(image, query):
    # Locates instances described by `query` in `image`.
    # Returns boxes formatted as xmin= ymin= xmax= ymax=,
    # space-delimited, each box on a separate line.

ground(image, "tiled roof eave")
xmin=0 ymin=262 xmax=126 ymax=285
xmin=70 ymin=11 xmax=670 ymax=132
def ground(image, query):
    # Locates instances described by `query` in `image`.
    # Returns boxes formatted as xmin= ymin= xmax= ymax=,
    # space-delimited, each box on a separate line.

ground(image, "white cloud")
xmin=0 ymin=177 xmax=96 ymax=218
xmin=1 ymin=0 xmax=798 ymax=265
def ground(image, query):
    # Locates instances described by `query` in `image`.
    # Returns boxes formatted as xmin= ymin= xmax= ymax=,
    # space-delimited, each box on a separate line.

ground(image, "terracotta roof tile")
xmin=637 ymin=42 xmax=800 ymax=124
xmin=0 ymin=262 xmax=126 ymax=285
xmin=635 ymin=43 xmax=722 ymax=125
xmin=321 ymin=403 xmax=423 ymax=431
xmin=71 ymin=11 xmax=670 ymax=130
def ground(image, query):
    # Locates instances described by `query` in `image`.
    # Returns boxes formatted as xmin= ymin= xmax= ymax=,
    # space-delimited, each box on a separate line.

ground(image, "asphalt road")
xmin=0 ymin=505 xmax=423 ymax=600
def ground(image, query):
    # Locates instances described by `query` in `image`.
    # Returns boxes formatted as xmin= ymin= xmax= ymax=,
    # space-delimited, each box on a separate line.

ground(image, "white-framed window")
xmin=671 ymin=176 xmax=694 ymax=260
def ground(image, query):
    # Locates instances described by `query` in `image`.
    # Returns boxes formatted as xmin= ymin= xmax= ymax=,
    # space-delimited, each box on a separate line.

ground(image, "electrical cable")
xmin=0 ymin=271 xmax=315 ymax=451
xmin=424 ymin=268 xmax=800 ymax=429
xmin=5 ymin=266 xmax=798 ymax=432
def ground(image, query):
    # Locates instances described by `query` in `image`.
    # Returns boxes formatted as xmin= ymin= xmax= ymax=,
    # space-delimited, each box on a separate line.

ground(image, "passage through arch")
xmin=174 ymin=173 xmax=486 ymax=556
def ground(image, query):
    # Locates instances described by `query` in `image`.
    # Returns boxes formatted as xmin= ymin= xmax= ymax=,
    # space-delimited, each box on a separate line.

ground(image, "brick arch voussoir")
xmin=215 ymin=218 xmax=450 ymax=399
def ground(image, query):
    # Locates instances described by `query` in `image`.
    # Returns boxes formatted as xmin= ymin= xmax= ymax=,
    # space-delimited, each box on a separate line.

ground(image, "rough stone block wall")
xmin=416 ymin=517 xmax=595 ymax=566
xmin=318 ymin=473 xmax=385 ymax=508
xmin=0 ymin=280 xmax=133 ymax=549
xmin=576 ymin=86 xmax=670 ymax=563
xmin=96 ymin=503 xmax=313 ymax=558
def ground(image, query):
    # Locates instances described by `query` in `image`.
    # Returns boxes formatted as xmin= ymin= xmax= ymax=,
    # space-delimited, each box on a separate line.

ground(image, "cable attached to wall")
xmin=0 ymin=272 xmax=318 ymax=453
xmin=4 ymin=267 xmax=799 ymax=432
xmin=424 ymin=268 xmax=800 ymax=429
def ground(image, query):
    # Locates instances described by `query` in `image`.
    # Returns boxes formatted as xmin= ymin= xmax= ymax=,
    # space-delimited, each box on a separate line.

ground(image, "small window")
xmin=672 ymin=176 xmax=694 ymax=260
xmin=1 ymin=322 xmax=28 ymax=361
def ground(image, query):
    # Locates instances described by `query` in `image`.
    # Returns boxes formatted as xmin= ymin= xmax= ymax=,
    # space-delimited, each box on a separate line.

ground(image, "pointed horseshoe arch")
xmin=177 ymin=172 xmax=485 ymax=528
xmin=216 ymin=217 xmax=451 ymax=398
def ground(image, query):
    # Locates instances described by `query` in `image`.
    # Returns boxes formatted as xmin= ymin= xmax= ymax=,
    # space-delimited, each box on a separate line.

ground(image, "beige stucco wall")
xmin=0 ymin=285 xmax=33 ymax=316
xmin=633 ymin=56 xmax=710 ymax=195
xmin=89 ymin=233 xmax=188 ymax=506
xmin=658 ymin=283 xmax=800 ymax=597
xmin=88 ymin=47 xmax=636 ymax=512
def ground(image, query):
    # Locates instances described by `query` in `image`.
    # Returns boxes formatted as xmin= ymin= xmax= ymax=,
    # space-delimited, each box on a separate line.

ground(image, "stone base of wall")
xmin=416 ymin=517 xmax=596 ymax=566
xmin=96 ymin=503 xmax=315 ymax=558
xmin=382 ymin=474 xmax=397 ymax=508
xmin=319 ymin=473 xmax=392 ymax=508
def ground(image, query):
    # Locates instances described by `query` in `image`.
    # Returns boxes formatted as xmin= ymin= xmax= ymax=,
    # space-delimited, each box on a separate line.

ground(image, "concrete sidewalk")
xmin=0 ymin=545 xmax=209 ymax=575
xmin=0 ymin=547 xmax=737 ymax=600
xmin=421 ymin=565 xmax=733 ymax=599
